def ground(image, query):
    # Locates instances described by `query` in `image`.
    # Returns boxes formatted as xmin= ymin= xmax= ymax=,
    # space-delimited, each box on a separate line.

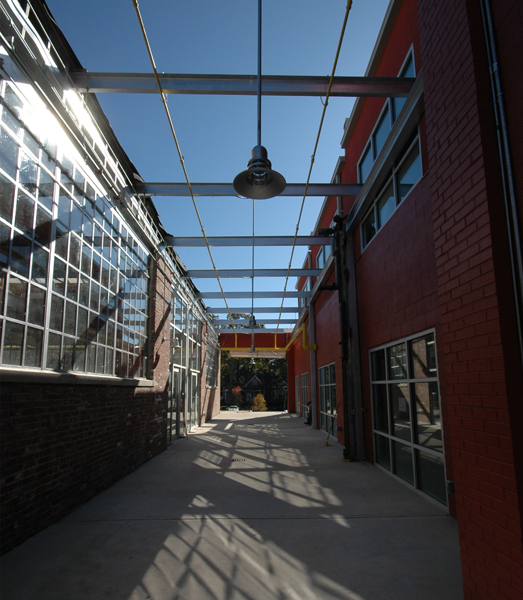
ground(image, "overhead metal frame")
xmin=164 ymin=235 xmax=332 ymax=247
xmin=71 ymin=71 xmax=414 ymax=97
xmin=187 ymin=268 xmax=320 ymax=278
xmin=131 ymin=182 xmax=362 ymax=197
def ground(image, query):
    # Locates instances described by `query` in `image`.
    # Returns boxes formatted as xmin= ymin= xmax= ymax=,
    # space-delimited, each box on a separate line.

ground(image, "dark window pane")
xmin=96 ymin=346 xmax=105 ymax=374
xmin=105 ymin=347 xmax=114 ymax=374
xmin=390 ymin=383 xmax=411 ymax=441
xmin=57 ymin=192 xmax=71 ymax=226
xmin=14 ymin=191 xmax=34 ymax=235
xmin=19 ymin=152 xmax=38 ymax=196
xmin=70 ymin=202 xmax=82 ymax=234
xmin=24 ymin=326 xmax=43 ymax=367
xmin=64 ymin=301 xmax=76 ymax=335
xmin=410 ymin=333 xmax=437 ymax=378
xmin=417 ymin=449 xmax=446 ymax=505
xmin=1 ymin=104 xmax=21 ymax=135
xmin=92 ymin=251 xmax=101 ymax=282
xmin=66 ymin=267 xmax=79 ymax=301
xmin=81 ymin=244 xmax=91 ymax=276
xmin=371 ymin=349 xmax=386 ymax=381
xmin=388 ymin=343 xmax=407 ymax=379
xmin=77 ymin=306 xmax=88 ymax=339
xmin=0 ymin=173 xmax=15 ymax=222
xmin=90 ymin=281 xmax=100 ymax=312
xmin=79 ymin=275 xmax=89 ymax=307
xmin=63 ymin=337 xmax=74 ymax=371
xmin=7 ymin=275 xmax=27 ymax=320
xmin=0 ymin=221 xmax=9 ymax=268
xmin=23 ymin=130 xmax=39 ymax=158
xmin=69 ymin=233 xmax=81 ymax=269
xmin=0 ymin=128 xmax=19 ymax=179
xmin=2 ymin=321 xmax=24 ymax=365
xmin=52 ymin=257 xmax=66 ymax=295
xmin=31 ymin=246 xmax=48 ymax=286
xmin=28 ymin=284 xmax=45 ymax=326
xmin=35 ymin=206 xmax=52 ymax=246
xmin=393 ymin=441 xmax=414 ymax=485
xmin=375 ymin=434 xmax=391 ymax=470
xmin=414 ymin=382 xmax=442 ymax=451
xmin=86 ymin=344 xmax=96 ymax=373
xmin=37 ymin=169 xmax=54 ymax=211
xmin=46 ymin=332 xmax=61 ymax=369
xmin=0 ymin=271 xmax=5 ymax=314
xmin=49 ymin=294 xmax=64 ymax=331
xmin=398 ymin=143 xmax=422 ymax=202
xmin=54 ymin=225 xmax=68 ymax=260
xmin=372 ymin=384 xmax=389 ymax=434
xmin=74 ymin=340 xmax=86 ymax=372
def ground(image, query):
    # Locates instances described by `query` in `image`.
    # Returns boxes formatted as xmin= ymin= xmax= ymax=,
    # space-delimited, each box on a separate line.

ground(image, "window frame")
xmin=369 ymin=330 xmax=447 ymax=505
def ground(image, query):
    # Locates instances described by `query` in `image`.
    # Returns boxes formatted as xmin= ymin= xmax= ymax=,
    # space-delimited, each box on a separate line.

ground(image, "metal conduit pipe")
xmin=480 ymin=0 xmax=523 ymax=369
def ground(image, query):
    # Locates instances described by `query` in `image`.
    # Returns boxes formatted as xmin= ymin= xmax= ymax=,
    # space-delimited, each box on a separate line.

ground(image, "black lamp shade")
xmin=233 ymin=145 xmax=286 ymax=200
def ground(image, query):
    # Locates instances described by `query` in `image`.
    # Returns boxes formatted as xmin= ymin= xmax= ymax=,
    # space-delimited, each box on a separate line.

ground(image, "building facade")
xmin=0 ymin=0 xmax=220 ymax=554
xmin=288 ymin=0 xmax=523 ymax=598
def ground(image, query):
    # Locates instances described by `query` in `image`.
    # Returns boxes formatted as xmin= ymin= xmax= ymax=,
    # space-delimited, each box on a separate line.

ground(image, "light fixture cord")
xmin=275 ymin=0 xmax=353 ymax=334
xmin=132 ymin=0 xmax=237 ymax=334
xmin=257 ymin=0 xmax=262 ymax=147
xmin=251 ymin=197 xmax=255 ymax=351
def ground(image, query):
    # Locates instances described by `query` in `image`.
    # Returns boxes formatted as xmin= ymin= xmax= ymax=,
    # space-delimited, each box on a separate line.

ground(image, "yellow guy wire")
xmin=131 ymin=0 xmax=237 ymax=338
xmin=275 ymin=0 xmax=353 ymax=334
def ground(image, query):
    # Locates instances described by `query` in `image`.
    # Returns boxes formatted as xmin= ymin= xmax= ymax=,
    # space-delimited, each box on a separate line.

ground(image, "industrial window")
xmin=319 ymin=363 xmax=336 ymax=436
xmin=204 ymin=339 xmax=219 ymax=387
xmin=300 ymin=372 xmax=308 ymax=418
xmin=295 ymin=375 xmax=300 ymax=416
xmin=358 ymin=49 xmax=416 ymax=184
xmin=315 ymin=245 xmax=331 ymax=270
xmin=299 ymin=277 xmax=311 ymax=309
xmin=361 ymin=135 xmax=422 ymax=250
xmin=370 ymin=331 xmax=446 ymax=504
xmin=0 ymin=81 xmax=150 ymax=377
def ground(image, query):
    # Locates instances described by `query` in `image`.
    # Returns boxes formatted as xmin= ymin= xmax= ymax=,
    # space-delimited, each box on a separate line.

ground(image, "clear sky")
xmin=44 ymin=0 xmax=390 ymax=320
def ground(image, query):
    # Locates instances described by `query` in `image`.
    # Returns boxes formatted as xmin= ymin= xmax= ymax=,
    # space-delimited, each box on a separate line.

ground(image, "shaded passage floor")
xmin=1 ymin=412 xmax=464 ymax=600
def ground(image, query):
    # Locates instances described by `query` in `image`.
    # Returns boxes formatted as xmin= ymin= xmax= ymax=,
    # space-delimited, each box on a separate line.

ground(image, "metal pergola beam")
xmin=186 ymin=269 xmax=320 ymax=278
xmin=164 ymin=235 xmax=332 ymax=247
xmin=208 ymin=307 xmax=298 ymax=313
xmin=71 ymin=71 xmax=415 ymax=97
xmin=212 ymin=319 xmax=297 ymax=326
xmin=132 ymin=183 xmax=362 ymax=197
xmin=198 ymin=291 xmax=308 ymax=299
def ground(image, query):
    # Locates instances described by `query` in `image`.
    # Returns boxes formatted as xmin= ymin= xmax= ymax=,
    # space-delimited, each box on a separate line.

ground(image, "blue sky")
xmin=45 ymin=0 xmax=390 ymax=319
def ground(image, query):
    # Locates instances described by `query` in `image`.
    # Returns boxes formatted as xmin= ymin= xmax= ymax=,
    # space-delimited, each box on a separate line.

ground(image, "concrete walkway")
xmin=1 ymin=412 xmax=464 ymax=600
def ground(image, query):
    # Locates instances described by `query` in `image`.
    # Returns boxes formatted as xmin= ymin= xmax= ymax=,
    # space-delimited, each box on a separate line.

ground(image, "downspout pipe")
xmin=480 ymin=0 xmax=523 ymax=369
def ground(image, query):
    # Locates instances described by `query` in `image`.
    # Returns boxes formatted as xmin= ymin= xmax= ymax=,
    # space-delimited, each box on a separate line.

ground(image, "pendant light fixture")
xmin=233 ymin=0 xmax=286 ymax=199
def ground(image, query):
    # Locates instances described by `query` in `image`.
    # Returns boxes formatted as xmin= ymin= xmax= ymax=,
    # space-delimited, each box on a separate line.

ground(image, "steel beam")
xmin=212 ymin=319 xmax=297 ymax=325
xmin=71 ymin=71 xmax=414 ymax=97
xmin=133 ymin=182 xmax=362 ymax=197
xmin=198 ymin=291 xmax=308 ymax=299
xmin=208 ymin=307 xmax=299 ymax=313
xmin=164 ymin=235 xmax=332 ymax=247
xmin=187 ymin=268 xmax=320 ymax=278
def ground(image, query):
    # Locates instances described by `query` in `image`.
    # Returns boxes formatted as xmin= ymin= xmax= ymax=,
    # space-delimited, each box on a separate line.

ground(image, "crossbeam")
xmin=132 ymin=183 xmax=362 ymax=197
xmin=71 ymin=71 xmax=414 ymax=97
xmin=208 ymin=307 xmax=298 ymax=313
xmin=198 ymin=291 xmax=308 ymax=299
xmin=212 ymin=319 xmax=297 ymax=326
xmin=164 ymin=235 xmax=331 ymax=247
xmin=187 ymin=269 xmax=320 ymax=278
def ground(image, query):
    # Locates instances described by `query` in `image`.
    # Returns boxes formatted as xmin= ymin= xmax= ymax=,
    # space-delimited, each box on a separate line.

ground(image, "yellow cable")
xmin=275 ymin=0 xmax=353 ymax=333
xmin=132 ymin=0 xmax=237 ymax=334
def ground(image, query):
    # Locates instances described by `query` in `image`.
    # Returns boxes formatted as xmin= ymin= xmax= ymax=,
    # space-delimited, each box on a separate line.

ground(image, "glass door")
xmin=167 ymin=367 xmax=180 ymax=443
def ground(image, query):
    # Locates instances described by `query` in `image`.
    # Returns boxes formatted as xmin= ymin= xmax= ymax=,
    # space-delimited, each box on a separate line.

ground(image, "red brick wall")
xmin=417 ymin=0 xmax=523 ymax=597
